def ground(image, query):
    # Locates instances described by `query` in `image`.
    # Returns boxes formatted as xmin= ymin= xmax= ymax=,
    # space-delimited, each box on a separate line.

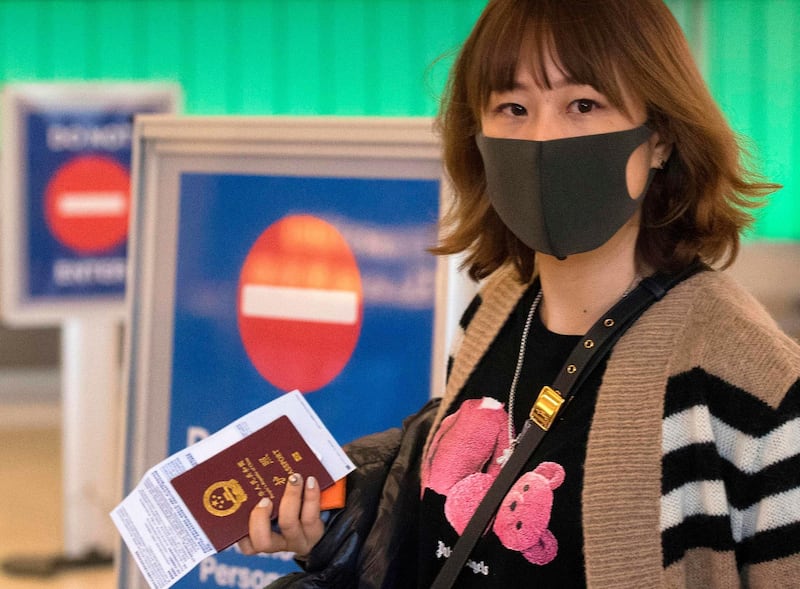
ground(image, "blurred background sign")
xmin=1 ymin=83 xmax=179 ymax=324
xmin=119 ymin=115 xmax=470 ymax=588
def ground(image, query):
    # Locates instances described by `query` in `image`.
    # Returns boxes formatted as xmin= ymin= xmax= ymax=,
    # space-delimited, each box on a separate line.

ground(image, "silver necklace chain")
xmin=499 ymin=276 xmax=641 ymax=465
xmin=503 ymin=289 xmax=543 ymax=461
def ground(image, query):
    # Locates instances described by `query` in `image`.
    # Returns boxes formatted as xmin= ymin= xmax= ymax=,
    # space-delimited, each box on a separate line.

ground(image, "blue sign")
xmin=24 ymin=108 xmax=139 ymax=299
xmin=169 ymin=172 xmax=440 ymax=584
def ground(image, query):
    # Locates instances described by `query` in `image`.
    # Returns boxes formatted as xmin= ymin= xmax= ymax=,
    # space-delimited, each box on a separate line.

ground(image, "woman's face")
xmin=480 ymin=51 xmax=665 ymax=201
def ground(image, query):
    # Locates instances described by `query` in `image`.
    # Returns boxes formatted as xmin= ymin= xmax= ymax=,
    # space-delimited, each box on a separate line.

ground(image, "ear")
xmin=532 ymin=461 xmax=565 ymax=489
xmin=649 ymin=132 xmax=674 ymax=169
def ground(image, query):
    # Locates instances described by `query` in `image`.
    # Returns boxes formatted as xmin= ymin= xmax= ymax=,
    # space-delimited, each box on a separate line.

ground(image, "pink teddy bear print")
xmin=422 ymin=397 xmax=565 ymax=566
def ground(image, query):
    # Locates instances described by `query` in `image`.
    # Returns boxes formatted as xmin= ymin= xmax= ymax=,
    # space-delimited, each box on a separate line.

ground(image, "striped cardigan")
xmin=426 ymin=265 xmax=800 ymax=588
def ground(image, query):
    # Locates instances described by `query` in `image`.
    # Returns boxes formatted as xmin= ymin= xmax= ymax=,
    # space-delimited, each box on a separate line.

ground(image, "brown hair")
xmin=432 ymin=0 xmax=779 ymax=282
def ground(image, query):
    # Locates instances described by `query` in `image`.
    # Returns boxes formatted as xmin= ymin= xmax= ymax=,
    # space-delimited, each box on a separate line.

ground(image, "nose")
xmin=518 ymin=112 xmax=562 ymax=142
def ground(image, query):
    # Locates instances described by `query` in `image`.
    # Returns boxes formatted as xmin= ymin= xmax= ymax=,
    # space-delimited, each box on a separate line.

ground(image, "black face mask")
xmin=476 ymin=125 xmax=655 ymax=259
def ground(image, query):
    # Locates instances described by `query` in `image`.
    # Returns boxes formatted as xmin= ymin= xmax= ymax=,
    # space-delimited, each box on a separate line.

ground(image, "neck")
xmin=536 ymin=222 xmax=643 ymax=335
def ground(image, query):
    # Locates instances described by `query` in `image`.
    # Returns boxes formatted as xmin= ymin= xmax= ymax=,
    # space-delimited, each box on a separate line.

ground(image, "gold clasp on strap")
xmin=530 ymin=386 xmax=564 ymax=431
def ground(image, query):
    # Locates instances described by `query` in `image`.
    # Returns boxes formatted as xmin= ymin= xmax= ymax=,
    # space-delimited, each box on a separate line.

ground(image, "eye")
xmin=569 ymin=99 xmax=598 ymax=114
xmin=497 ymin=102 xmax=527 ymax=117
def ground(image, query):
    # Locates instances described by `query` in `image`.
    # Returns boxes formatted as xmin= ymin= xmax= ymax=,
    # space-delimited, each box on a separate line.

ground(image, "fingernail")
xmin=306 ymin=476 xmax=316 ymax=490
xmin=288 ymin=473 xmax=301 ymax=486
xmin=257 ymin=498 xmax=271 ymax=508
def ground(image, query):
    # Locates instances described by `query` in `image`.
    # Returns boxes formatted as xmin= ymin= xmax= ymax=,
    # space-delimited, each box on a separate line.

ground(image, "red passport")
xmin=171 ymin=415 xmax=336 ymax=551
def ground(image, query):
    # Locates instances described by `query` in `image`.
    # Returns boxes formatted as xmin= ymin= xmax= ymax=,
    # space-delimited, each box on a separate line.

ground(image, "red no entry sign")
xmin=44 ymin=155 xmax=130 ymax=253
xmin=237 ymin=215 xmax=363 ymax=393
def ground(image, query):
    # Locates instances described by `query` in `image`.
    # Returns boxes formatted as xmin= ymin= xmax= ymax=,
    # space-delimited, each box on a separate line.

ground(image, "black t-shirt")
xmin=418 ymin=283 xmax=607 ymax=587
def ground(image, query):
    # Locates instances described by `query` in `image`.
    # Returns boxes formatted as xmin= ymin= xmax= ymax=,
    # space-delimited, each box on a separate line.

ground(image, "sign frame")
xmin=118 ymin=115 xmax=473 ymax=588
xmin=0 ymin=82 xmax=181 ymax=326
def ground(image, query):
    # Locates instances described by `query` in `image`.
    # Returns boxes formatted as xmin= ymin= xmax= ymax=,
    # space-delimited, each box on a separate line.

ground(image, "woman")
xmin=239 ymin=1 xmax=800 ymax=586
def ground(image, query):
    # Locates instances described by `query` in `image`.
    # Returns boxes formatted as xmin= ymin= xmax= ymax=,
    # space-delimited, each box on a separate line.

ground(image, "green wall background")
xmin=0 ymin=0 xmax=796 ymax=238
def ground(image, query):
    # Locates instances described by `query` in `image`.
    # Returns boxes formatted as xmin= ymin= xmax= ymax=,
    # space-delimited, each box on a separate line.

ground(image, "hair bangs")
xmin=467 ymin=1 xmax=530 ymax=112
xmin=473 ymin=0 xmax=631 ymax=116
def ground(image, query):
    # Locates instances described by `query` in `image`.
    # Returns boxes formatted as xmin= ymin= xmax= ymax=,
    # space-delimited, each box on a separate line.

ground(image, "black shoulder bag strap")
xmin=430 ymin=261 xmax=704 ymax=589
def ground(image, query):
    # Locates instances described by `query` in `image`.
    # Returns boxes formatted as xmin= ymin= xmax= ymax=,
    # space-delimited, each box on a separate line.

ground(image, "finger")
xmin=246 ymin=497 xmax=285 ymax=553
xmin=298 ymin=476 xmax=324 ymax=546
xmin=237 ymin=534 xmax=257 ymax=556
xmin=277 ymin=473 xmax=306 ymax=546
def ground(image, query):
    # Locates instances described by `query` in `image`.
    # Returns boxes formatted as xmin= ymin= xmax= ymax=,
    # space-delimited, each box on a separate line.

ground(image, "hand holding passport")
xmin=171 ymin=414 xmax=338 ymax=551
xmin=111 ymin=391 xmax=355 ymax=589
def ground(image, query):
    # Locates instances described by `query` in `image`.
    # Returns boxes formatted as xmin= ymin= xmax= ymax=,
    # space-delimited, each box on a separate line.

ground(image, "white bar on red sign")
xmin=57 ymin=191 xmax=128 ymax=217
xmin=241 ymin=284 xmax=358 ymax=325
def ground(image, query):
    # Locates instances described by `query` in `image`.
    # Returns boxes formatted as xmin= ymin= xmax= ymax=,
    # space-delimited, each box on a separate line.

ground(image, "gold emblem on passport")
xmin=530 ymin=386 xmax=564 ymax=431
xmin=203 ymin=479 xmax=248 ymax=517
